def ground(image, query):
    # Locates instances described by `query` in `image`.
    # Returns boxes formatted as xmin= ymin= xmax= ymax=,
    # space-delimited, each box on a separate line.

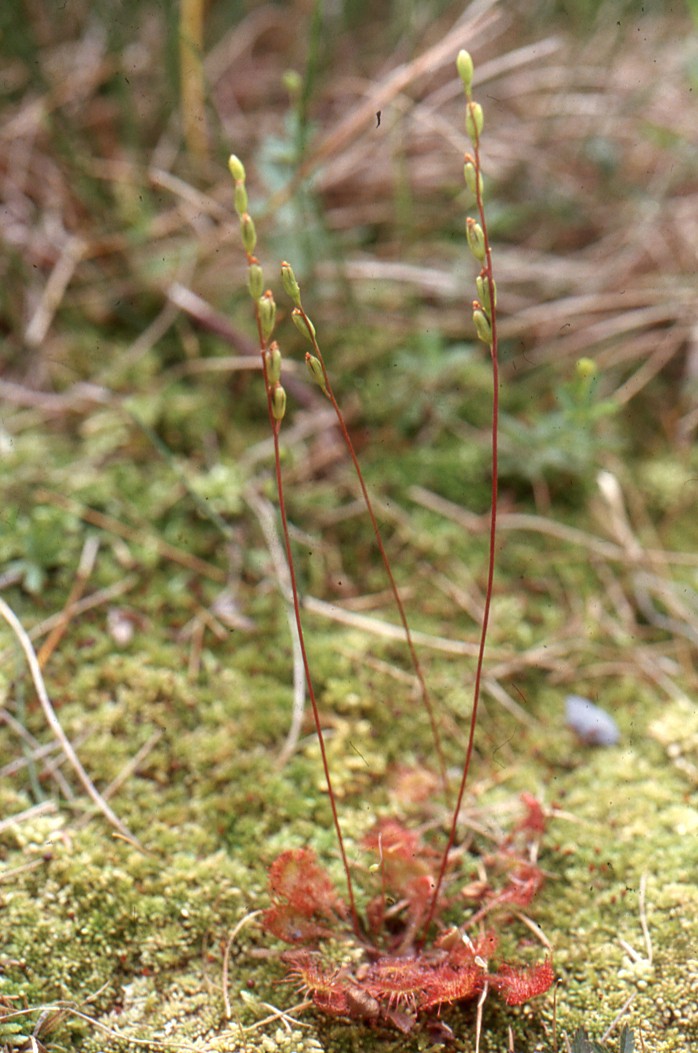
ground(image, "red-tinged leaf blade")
xmin=493 ymin=958 xmax=554 ymax=1005
xmin=267 ymin=848 xmax=344 ymax=919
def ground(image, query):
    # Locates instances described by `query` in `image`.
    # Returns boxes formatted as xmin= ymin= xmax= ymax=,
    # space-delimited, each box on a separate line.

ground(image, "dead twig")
xmin=245 ymin=488 xmax=305 ymax=769
xmin=0 ymin=573 xmax=138 ymax=667
xmin=222 ymin=910 xmax=263 ymax=1020
xmin=0 ymin=799 xmax=58 ymax=836
xmin=37 ymin=534 xmax=100 ymax=669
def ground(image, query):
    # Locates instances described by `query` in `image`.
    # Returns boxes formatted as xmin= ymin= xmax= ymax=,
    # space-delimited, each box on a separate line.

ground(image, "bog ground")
xmin=1 ymin=1 xmax=697 ymax=1051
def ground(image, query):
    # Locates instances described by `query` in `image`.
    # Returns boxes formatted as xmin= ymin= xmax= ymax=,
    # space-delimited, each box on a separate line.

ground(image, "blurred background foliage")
xmin=1 ymin=0 xmax=696 ymax=503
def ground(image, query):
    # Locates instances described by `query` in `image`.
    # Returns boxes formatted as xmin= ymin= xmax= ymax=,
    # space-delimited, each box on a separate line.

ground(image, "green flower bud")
xmin=247 ymin=261 xmax=264 ymax=300
xmin=476 ymin=274 xmax=496 ymax=317
xmin=240 ymin=212 xmax=256 ymax=254
xmin=465 ymin=101 xmax=484 ymax=140
xmin=271 ymin=384 xmax=287 ymax=421
xmin=463 ymin=159 xmax=483 ymax=199
xmin=473 ymin=307 xmax=492 ymax=345
xmin=466 ymin=218 xmax=486 ymax=261
xmin=292 ymin=308 xmax=316 ymax=342
xmin=283 ymin=69 xmax=303 ymax=98
xmin=576 ymin=357 xmax=597 ymax=380
xmin=305 ymin=353 xmax=328 ymax=395
xmin=476 ymin=276 xmax=489 ymax=318
xmin=265 ymin=342 xmax=282 ymax=385
xmin=234 ymin=181 xmax=248 ymax=217
xmin=281 ymin=261 xmax=301 ymax=306
xmin=258 ymin=290 xmax=276 ymax=343
xmin=456 ymin=50 xmax=474 ymax=92
xmin=575 ymin=357 xmax=597 ymax=402
xmin=228 ymin=155 xmax=246 ymax=183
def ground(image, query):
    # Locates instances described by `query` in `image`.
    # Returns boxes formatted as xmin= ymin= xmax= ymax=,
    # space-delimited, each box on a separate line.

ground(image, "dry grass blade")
xmin=36 ymin=534 xmax=100 ymax=669
xmin=0 ymin=575 xmax=138 ymax=668
xmin=410 ymin=484 xmax=698 ymax=568
xmin=34 ymin=489 xmax=226 ymax=583
xmin=221 ymin=910 xmax=263 ymax=1020
xmin=0 ymin=596 xmax=141 ymax=848
xmin=599 ymin=992 xmax=637 ymax=1046
xmin=245 ymin=488 xmax=306 ymax=769
xmin=0 ymin=799 xmax=58 ymax=837
xmin=24 ymin=234 xmax=86 ymax=348
xmin=303 ymin=594 xmax=486 ymax=657
xmin=261 ymin=0 xmax=504 ymax=216
xmin=0 ymin=379 xmax=112 ymax=416
xmin=98 ymin=730 xmax=163 ymax=807
xmin=0 ymin=1005 xmax=201 ymax=1052
xmin=0 ymin=710 xmax=77 ymax=800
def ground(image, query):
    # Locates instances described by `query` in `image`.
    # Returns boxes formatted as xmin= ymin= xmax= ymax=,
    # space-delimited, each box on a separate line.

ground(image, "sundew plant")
xmin=2 ymin=3 xmax=698 ymax=1052
xmin=227 ymin=51 xmax=553 ymax=1044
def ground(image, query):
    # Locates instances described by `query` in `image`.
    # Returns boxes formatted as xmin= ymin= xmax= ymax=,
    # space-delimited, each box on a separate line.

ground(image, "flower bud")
xmin=283 ymin=69 xmax=303 ymax=98
xmin=575 ymin=357 xmax=597 ymax=402
xmin=292 ymin=308 xmax=316 ymax=342
xmin=265 ymin=342 xmax=282 ymax=385
xmin=281 ymin=261 xmax=301 ymax=306
xmin=228 ymin=155 xmax=246 ymax=183
xmin=306 ymin=353 xmax=328 ymax=395
xmin=465 ymin=101 xmax=484 ymax=140
xmin=271 ymin=384 xmax=287 ymax=421
xmin=466 ymin=218 xmax=486 ymax=261
xmin=576 ymin=357 xmax=597 ymax=380
xmin=456 ymin=50 xmax=474 ymax=92
xmin=240 ymin=212 xmax=257 ymax=254
xmin=247 ymin=261 xmax=264 ymax=300
xmin=234 ymin=182 xmax=248 ymax=217
xmin=463 ymin=160 xmax=483 ymax=199
xmin=258 ymin=290 xmax=276 ymax=343
xmin=476 ymin=274 xmax=496 ymax=317
xmin=473 ymin=307 xmax=493 ymax=346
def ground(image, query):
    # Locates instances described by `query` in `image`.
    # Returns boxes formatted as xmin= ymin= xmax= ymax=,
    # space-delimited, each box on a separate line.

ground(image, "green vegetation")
xmin=1 ymin=2 xmax=697 ymax=1051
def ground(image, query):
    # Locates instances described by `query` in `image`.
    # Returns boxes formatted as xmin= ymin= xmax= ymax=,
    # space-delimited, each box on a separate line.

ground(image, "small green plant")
xmin=227 ymin=48 xmax=553 ymax=1040
xmin=568 ymin=1024 xmax=636 ymax=1053
xmin=0 ymin=506 xmax=78 ymax=595
xmin=500 ymin=356 xmax=619 ymax=506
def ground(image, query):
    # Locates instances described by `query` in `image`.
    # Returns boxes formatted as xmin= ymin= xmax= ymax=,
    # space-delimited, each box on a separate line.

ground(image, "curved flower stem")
xmin=420 ymin=58 xmax=499 ymax=942
xmin=255 ymin=273 xmax=361 ymax=938
xmin=228 ymin=157 xmax=362 ymax=935
xmin=297 ymin=308 xmax=449 ymax=800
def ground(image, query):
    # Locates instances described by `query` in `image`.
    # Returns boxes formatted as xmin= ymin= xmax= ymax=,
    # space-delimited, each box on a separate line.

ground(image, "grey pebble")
xmin=565 ymin=694 xmax=620 ymax=746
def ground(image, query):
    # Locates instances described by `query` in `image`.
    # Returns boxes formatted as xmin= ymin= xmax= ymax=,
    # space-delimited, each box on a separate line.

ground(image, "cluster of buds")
xmin=457 ymin=50 xmax=496 ymax=350
xmin=264 ymin=339 xmax=286 ymax=423
xmin=228 ymin=155 xmax=287 ymax=424
xmin=280 ymin=260 xmax=329 ymax=398
xmin=228 ymin=155 xmax=256 ymax=255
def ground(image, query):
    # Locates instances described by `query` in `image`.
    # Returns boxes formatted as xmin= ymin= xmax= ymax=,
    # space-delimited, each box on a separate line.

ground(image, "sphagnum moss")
xmin=2 ymin=562 xmax=696 ymax=1049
